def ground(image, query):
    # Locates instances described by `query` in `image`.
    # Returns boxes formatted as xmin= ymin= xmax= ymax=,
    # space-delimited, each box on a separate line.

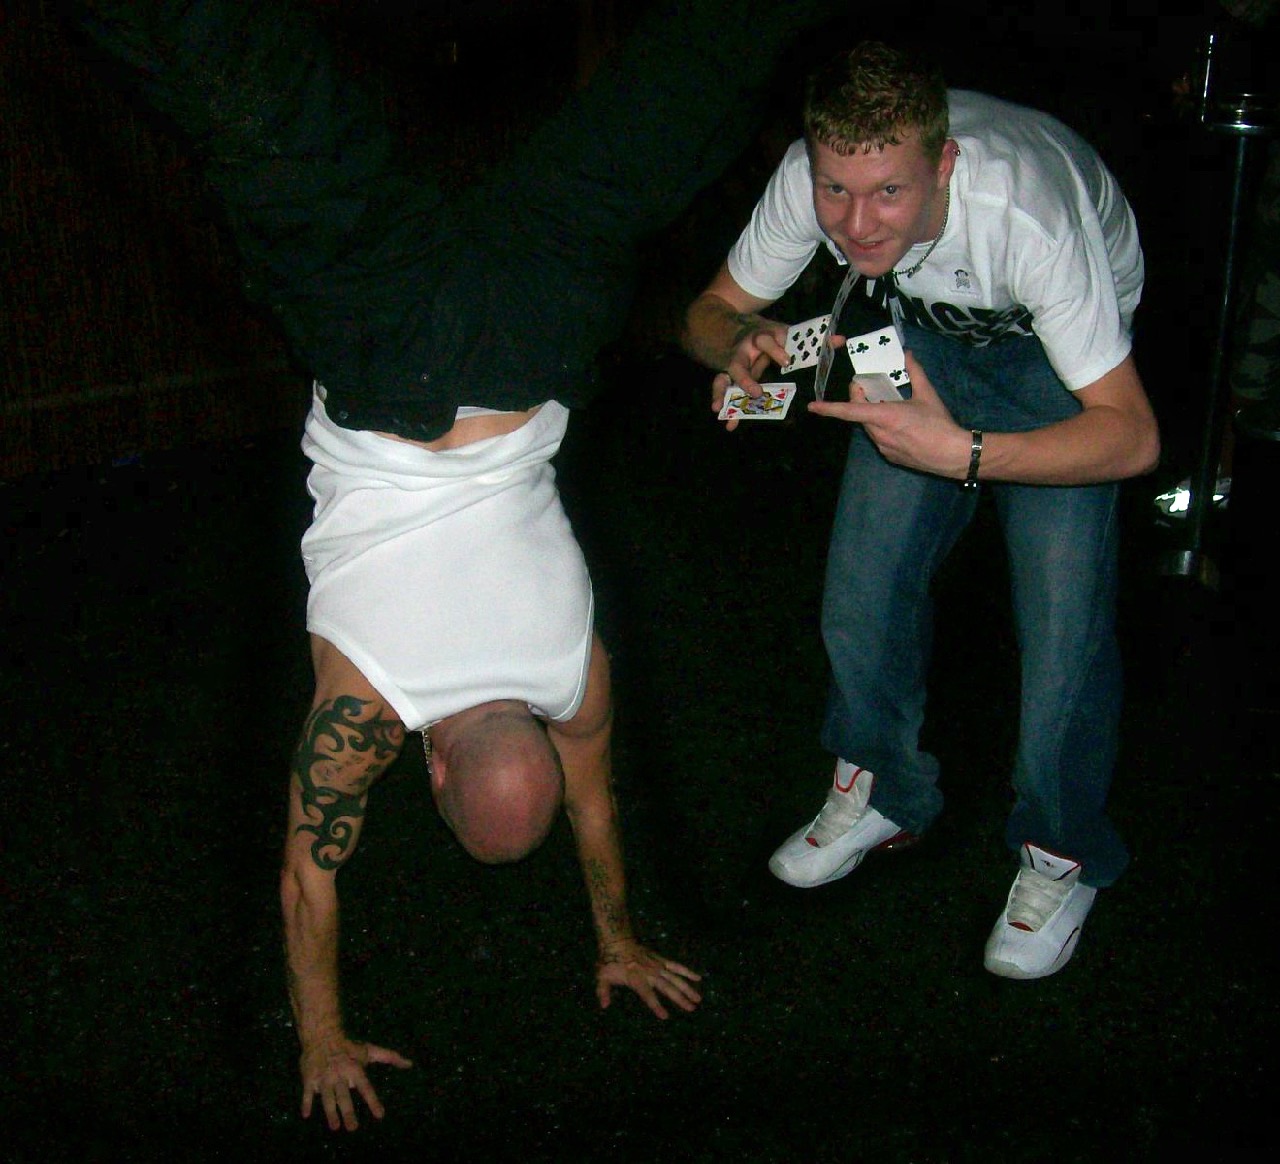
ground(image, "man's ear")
xmin=937 ymin=138 xmax=959 ymax=188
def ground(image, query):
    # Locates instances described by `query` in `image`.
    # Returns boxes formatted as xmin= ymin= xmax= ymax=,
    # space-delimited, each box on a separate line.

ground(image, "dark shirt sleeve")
xmin=73 ymin=0 xmax=845 ymax=440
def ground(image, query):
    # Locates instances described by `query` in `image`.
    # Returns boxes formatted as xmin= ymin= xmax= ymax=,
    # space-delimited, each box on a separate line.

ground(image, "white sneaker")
xmin=768 ymin=760 xmax=915 ymax=888
xmin=1153 ymin=475 xmax=1230 ymax=517
xmin=983 ymin=843 xmax=1098 ymax=980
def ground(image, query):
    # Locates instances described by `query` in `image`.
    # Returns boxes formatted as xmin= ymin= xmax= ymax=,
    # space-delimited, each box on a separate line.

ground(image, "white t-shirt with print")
xmin=726 ymin=89 xmax=1144 ymax=391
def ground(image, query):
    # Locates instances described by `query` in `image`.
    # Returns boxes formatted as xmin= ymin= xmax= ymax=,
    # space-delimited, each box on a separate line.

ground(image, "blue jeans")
xmin=819 ymin=326 xmax=1128 ymax=887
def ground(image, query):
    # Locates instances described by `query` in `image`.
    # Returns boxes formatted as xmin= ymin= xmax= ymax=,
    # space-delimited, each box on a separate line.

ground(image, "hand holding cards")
xmin=717 ymin=316 xmax=908 ymax=423
xmin=715 ymin=311 xmax=806 ymax=421
xmin=779 ymin=316 xmax=909 ymax=405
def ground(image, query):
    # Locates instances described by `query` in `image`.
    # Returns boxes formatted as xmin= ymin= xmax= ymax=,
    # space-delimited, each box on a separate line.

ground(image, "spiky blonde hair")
xmin=804 ymin=42 xmax=948 ymax=162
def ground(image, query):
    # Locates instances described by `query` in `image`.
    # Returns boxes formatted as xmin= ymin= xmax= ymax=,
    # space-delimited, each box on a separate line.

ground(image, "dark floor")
xmin=3 ymin=328 xmax=1278 ymax=1161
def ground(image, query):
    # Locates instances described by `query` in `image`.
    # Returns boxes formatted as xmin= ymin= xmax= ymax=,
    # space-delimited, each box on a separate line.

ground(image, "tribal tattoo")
xmin=291 ymin=695 xmax=405 ymax=871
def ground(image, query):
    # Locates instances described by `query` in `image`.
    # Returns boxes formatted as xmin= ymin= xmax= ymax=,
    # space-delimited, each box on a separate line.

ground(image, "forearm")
xmin=281 ymin=842 xmax=412 ymax=1129
xmin=281 ymin=862 xmax=347 ymax=1048
xmin=682 ymin=292 xmax=778 ymax=372
xmin=570 ymin=798 xmax=639 ymax=955
xmin=551 ymin=712 xmax=637 ymax=953
xmin=975 ymin=411 xmax=1158 ymax=485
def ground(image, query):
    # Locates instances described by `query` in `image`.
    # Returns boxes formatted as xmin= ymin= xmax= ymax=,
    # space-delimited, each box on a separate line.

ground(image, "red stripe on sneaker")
xmin=873 ymin=830 xmax=917 ymax=852
xmin=835 ymin=765 xmax=862 ymax=794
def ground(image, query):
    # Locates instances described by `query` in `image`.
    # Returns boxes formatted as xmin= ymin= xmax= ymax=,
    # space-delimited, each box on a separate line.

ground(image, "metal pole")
xmin=1161 ymin=108 xmax=1274 ymax=589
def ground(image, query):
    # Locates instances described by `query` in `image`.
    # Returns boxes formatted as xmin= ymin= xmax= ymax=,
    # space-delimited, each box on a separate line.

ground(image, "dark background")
xmin=3 ymin=2 xmax=1277 ymax=1160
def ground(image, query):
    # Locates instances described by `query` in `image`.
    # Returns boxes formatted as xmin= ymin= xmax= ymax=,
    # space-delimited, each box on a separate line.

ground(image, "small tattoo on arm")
xmin=728 ymin=312 xmax=760 ymax=353
xmin=585 ymin=857 xmax=627 ymax=945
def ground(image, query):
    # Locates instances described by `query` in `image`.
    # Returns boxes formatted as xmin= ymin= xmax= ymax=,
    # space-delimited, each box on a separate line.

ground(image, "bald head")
xmin=429 ymin=701 xmax=564 ymax=864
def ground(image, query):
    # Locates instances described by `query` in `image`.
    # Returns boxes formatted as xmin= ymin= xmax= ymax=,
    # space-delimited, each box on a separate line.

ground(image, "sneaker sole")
xmin=769 ymin=830 xmax=918 ymax=888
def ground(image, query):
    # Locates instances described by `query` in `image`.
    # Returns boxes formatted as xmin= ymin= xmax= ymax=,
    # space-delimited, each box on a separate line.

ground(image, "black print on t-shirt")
xmin=855 ymin=276 xmax=1036 ymax=346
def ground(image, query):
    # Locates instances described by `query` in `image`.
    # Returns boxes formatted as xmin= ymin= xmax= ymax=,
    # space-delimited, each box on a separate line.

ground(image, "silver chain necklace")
xmin=893 ymin=185 xmax=951 ymax=279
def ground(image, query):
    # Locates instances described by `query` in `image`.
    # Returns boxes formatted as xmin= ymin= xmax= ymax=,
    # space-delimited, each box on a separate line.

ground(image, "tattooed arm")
xmin=681 ymin=260 xmax=790 ymax=402
xmin=548 ymin=637 xmax=703 ymax=1020
xmin=280 ymin=685 xmax=412 ymax=1132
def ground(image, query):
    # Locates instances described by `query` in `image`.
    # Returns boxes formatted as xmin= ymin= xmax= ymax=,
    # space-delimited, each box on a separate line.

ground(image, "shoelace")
xmin=806 ymin=784 xmax=869 ymax=847
xmin=1006 ymin=869 xmax=1071 ymax=932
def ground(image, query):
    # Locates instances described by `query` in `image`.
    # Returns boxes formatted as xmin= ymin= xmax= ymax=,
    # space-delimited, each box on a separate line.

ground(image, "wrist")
xmin=298 ymin=1019 xmax=347 ymax=1047
xmin=597 ymin=934 xmax=639 ymax=959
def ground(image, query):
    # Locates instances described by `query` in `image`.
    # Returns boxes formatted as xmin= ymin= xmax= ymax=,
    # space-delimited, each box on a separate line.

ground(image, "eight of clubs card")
xmin=784 ymin=314 xmax=832 ymax=371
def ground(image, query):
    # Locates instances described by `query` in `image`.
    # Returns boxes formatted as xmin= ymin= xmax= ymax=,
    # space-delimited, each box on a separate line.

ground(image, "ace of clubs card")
xmin=846 ymin=325 xmax=909 ymax=401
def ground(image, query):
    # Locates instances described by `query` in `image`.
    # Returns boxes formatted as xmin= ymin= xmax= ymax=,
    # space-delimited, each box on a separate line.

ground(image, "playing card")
xmin=846 ymin=324 xmax=909 ymax=391
xmin=718 ymin=383 xmax=797 ymax=421
xmin=852 ymin=372 xmax=904 ymax=403
xmin=784 ymin=314 xmax=832 ymax=371
xmin=814 ymin=265 xmax=860 ymax=402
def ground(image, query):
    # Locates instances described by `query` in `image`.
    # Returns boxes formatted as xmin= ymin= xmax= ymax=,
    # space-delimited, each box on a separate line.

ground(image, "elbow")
xmin=1127 ymin=421 xmax=1162 ymax=479
xmin=280 ymin=849 xmax=327 ymax=916
xmin=280 ymin=862 xmax=304 ymax=916
xmin=1105 ymin=408 xmax=1161 ymax=480
xmin=1137 ymin=439 xmax=1161 ymax=478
